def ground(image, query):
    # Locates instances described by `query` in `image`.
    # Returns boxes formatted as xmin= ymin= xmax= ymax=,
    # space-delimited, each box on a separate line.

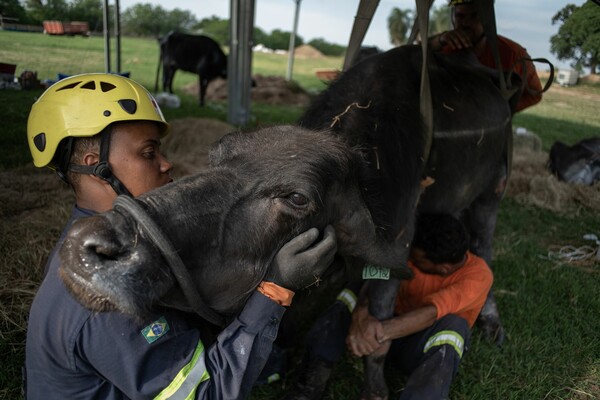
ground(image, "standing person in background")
xmin=429 ymin=0 xmax=543 ymax=112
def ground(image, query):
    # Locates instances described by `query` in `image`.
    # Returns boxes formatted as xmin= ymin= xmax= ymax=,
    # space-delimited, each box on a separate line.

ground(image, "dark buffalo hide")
xmin=296 ymin=44 xmax=513 ymax=397
xmin=548 ymin=137 xmax=600 ymax=185
xmin=158 ymin=31 xmax=227 ymax=106
xmin=59 ymin=126 xmax=412 ymax=323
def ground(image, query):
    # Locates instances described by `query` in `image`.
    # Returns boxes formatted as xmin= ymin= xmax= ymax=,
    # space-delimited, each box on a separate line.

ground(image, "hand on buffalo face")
xmin=266 ymin=225 xmax=337 ymax=291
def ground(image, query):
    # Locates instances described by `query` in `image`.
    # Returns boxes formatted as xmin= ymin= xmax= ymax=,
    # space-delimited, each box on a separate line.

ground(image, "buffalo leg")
xmin=362 ymin=278 xmax=400 ymax=400
xmin=162 ymin=65 xmax=175 ymax=94
xmin=199 ymin=77 xmax=208 ymax=106
xmin=463 ymin=173 xmax=507 ymax=346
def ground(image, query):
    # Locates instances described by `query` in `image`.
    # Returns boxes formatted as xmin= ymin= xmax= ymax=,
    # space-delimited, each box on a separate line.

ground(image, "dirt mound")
xmin=185 ymin=74 xmax=312 ymax=107
xmin=162 ymin=117 xmax=236 ymax=178
xmin=294 ymin=44 xmax=324 ymax=58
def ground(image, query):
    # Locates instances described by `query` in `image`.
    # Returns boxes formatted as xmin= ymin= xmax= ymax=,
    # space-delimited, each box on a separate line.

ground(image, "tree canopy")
xmin=386 ymin=4 xmax=450 ymax=47
xmin=387 ymin=7 xmax=413 ymax=46
xmin=121 ymin=4 xmax=196 ymax=38
xmin=550 ymin=1 xmax=600 ymax=74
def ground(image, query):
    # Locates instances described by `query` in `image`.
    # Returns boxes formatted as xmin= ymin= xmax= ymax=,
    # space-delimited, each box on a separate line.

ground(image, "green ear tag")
xmin=362 ymin=264 xmax=390 ymax=280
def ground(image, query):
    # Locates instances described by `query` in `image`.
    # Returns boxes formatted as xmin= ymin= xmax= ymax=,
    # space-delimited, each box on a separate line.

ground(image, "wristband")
xmin=257 ymin=281 xmax=295 ymax=306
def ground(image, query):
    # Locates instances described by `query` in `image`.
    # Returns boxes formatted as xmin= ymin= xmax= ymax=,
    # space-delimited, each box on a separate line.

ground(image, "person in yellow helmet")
xmin=24 ymin=73 xmax=337 ymax=399
xmin=430 ymin=0 xmax=543 ymax=112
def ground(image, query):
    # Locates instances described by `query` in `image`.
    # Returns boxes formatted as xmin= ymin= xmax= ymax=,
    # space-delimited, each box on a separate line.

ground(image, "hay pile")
xmin=184 ymin=74 xmax=312 ymax=107
xmin=162 ymin=117 xmax=236 ymax=177
xmin=507 ymin=131 xmax=600 ymax=213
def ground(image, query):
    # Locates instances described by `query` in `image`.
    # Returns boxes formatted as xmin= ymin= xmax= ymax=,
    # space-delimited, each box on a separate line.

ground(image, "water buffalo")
xmin=548 ymin=137 xmax=600 ymax=185
xmin=295 ymin=44 xmax=514 ymax=398
xmin=58 ymin=126 xmax=412 ymax=325
xmin=157 ymin=31 xmax=227 ymax=106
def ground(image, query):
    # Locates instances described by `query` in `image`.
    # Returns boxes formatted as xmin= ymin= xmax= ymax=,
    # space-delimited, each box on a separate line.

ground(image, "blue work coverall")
xmin=25 ymin=206 xmax=284 ymax=399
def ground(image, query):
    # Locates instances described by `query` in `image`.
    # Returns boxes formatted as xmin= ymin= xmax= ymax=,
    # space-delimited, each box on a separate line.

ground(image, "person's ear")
xmin=82 ymin=152 xmax=109 ymax=185
xmin=82 ymin=151 xmax=99 ymax=167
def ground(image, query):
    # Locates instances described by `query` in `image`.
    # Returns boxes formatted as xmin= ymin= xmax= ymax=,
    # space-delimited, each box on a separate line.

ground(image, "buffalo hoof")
xmin=476 ymin=314 xmax=506 ymax=347
xmin=285 ymin=355 xmax=333 ymax=400
xmin=477 ymin=292 xmax=506 ymax=347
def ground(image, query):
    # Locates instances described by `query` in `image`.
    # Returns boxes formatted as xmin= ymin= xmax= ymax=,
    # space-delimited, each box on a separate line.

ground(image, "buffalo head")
xmin=59 ymin=125 xmax=412 ymax=321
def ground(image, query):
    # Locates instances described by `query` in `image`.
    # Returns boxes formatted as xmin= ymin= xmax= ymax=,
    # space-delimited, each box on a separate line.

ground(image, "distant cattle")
xmin=156 ymin=31 xmax=227 ymax=106
xmin=548 ymin=137 xmax=600 ymax=185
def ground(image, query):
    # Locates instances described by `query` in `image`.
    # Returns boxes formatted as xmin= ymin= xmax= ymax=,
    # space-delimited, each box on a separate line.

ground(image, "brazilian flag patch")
xmin=141 ymin=316 xmax=170 ymax=344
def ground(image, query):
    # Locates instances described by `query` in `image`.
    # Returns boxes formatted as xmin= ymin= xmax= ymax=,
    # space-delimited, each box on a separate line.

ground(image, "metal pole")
xmin=286 ymin=0 xmax=301 ymax=81
xmin=103 ymin=0 xmax=111 ymax=73
xmin=114 ymin=0 xmax=121 ymax=73
xmin=228 ymin=0 xmax=255 ymax=126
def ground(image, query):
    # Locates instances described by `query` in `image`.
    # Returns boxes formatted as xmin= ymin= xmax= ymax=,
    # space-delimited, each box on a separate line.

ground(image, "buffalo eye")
xmin=286 ymin=192 xmax=309 ymax=209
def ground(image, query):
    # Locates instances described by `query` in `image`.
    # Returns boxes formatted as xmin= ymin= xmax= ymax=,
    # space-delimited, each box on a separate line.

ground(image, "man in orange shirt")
xmin=429 ymin=0 xmax=543 ymax=112
xmin=287 ymin=214 xmax=493 ymax=399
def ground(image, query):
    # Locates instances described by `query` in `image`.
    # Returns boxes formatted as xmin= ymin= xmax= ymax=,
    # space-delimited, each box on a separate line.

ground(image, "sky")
xmin=119 ymin=0 xmax=585 ymax=71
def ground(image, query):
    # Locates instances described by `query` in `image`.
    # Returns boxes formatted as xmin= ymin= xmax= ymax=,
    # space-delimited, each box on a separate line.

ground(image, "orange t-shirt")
xmin=394 ymin=251 xmax=493 ymax=327
xmin=478 ymin=35 xmax=543 ymax=112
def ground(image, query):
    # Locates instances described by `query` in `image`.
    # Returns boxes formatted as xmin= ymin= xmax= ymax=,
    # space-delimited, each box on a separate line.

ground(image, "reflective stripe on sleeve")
xmin=336 ymin=288 xmax=357 ymax=313
xmin=423 ymin=330 xmax=464 ymax=359
xmin=154 ymin=340 xmax=210 ymax=400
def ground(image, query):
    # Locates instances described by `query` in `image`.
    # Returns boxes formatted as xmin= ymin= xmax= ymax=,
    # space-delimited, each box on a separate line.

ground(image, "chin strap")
xmin=68 ymin=129 xmax=133 ymax=197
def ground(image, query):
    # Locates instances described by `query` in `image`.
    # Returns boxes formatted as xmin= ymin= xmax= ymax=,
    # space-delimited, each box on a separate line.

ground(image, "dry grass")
xmin=508 ymin=139 xmax=600 ymax=214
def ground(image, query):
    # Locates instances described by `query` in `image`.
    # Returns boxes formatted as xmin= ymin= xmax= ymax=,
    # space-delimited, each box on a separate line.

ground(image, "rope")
xmin=113 ymin=195 xmax=226 ymax=327
xmin=547 ymin=245 xmax=599 ymax=263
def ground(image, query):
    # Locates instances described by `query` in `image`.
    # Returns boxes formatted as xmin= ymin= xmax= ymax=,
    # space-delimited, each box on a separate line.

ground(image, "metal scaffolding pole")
xmin=103 ymin=0 xmax=111 ymax=72
xmin=286 ymin=0 xmax=302 ymax=81
xmin=228 ymin=0 xmax=255 ymax=126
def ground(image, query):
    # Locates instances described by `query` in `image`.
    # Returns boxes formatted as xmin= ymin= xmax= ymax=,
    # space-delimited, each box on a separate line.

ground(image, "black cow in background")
xmin=155 ymin=31 xmax=227 ymax=106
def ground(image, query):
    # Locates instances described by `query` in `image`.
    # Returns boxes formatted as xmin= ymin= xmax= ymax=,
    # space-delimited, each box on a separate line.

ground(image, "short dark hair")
xmin=412 ymin=213 xmax=470 ymax=264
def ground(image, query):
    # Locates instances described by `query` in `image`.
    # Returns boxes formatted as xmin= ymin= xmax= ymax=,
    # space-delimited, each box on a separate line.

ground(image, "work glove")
xmin=267 ymin=225 xmax=337 ymax=292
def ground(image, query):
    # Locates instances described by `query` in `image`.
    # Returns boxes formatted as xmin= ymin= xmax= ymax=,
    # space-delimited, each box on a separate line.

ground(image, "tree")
xmin=68 ymin=0 xmax=102 ymax=31
xmin=550 ymin=1 xmax=600 ymax=74
xmin=195 ymin=16 xmax=229 ymax=45
xmin=387 ymin=7 xmax=412 ymax=46
xmin=308 ymin=38 xmax=345 ymax=56
xmin=0 ymin=0 xmax=34 ymax=24
xmin=24 ymin=0 xmax=69 ymax=24
xmin=263 ymin=28 xmax=303 ymax=50
xmin=163 ymin=8 xmax=197 ymax=33
xmin=121 ymin=4 xmax=196 ymax=38
xmin=429 ymin=4 xmax=451 ymax=35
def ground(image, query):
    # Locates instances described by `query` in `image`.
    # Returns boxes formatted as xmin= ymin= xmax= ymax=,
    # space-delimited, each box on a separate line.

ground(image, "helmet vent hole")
xmin=100 ymin=82 xmax=116 ymax=92
xmin=56 ymin=81 xmax=81 ymax=91
xmin=103 ymin=110 xmax=111 ymax=117
xmin=118 ymin=99 xmax=137 ymax=114
xmin=33 ymin=133 xmax=46 ymax=152
xmin=81 ymin=81 xmax=96 ymax=90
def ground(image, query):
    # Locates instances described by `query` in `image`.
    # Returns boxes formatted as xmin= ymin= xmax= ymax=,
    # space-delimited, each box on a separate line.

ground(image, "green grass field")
xmin=1 ymin=29 xmax=599 ymax=400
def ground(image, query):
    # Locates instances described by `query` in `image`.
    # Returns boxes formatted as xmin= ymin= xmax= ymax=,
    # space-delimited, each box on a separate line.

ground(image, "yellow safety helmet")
xmin=27 ymin=73 xmax=169 ymax=168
